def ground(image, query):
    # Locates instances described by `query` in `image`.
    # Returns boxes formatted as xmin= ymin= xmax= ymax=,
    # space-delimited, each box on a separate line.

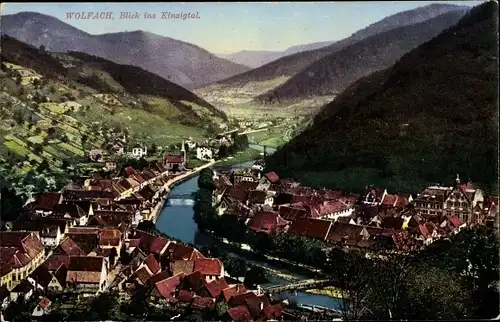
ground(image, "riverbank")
xmin=218 ymin=148 xmax=262 ymax=166
xmin=151 ymin=160 xmax=217 ymax=223
xmin=305 ymin=286 xmax=347 ymax=299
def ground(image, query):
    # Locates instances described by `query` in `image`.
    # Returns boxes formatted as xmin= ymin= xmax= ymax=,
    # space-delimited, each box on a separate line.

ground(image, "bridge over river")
xmin=167 ymin=193 xmax=195 ymax=206
xmin=263 ymin=278 xmax=332 ymax=294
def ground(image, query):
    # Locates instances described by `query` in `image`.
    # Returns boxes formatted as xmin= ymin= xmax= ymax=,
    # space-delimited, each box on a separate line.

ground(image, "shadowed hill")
xmin=256 ymin=9 xmax=468 ymax=103
xmin=213 ymin=4 xmax=468 ymax=88
xmin=1 ymin=12 xmax=249 ymax=89
xmin=1 ymin=35 xmax=227 ymax=122
xmin=266 ymin=2 xmax=499 ymax=193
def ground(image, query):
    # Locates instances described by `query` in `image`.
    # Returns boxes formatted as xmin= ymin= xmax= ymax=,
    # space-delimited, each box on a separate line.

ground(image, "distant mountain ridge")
xmin=217 ymin=40 xmax=336 ymax=68
xmin=266 ymin=2 xmax=498 ymax=193
xmin=0 ymin=11 xmax=250 ymax=89
xmin=257 ymin=9 xmax=468 ymax=103
xmin=214 ymin=3 xmax=469 ymax=89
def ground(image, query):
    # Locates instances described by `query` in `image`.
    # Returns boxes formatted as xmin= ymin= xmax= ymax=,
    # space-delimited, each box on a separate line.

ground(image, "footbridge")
xmin=263 ymin=278 xmax=332 ymax=294
xmin=167 ymin=193 xmax=195 ymax=206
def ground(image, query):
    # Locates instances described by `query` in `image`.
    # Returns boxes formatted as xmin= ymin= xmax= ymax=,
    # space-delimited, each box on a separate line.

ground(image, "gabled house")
xmin=10 ymin=279 xmax=34 ymax=302
xmin=0 ymin=232 xmax=45 ymax=288
xmin=362 ymin=186 xmax=387 ymax=206
xmin=196 ymin=146 xmax=213 ymax=161
xmin=130 ymin=144 xmax=148 ymax=159
xmin=193 ymin=258 xmax=224 ymax=282
xmin=32 ymin=297 xmax=52 ymax=318
xmin=164 ymin=155 xmax=186 ymax=172
xmin=32 ymin=193 xmax=63 ymax=216
xmin=54 ymin=203 xmax=91 ymax=226
xmin=247 ymin=211 xmax=289 ymax=234
xmin=246 ymin=190 xmax=274 ymax=207
xmin=66 ymin=256 xmax=108 ymax=295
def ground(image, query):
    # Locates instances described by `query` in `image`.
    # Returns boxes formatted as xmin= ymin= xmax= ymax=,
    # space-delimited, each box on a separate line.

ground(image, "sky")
xmin=2 ymin=1 xmax=484 ymax=54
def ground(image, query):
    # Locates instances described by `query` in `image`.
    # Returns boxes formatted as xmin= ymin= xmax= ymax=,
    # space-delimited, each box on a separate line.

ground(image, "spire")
xmin=455 ymin=174 xmax=460 ymax=185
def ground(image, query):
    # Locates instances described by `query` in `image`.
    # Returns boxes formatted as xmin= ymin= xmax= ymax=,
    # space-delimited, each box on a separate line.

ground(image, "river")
xmin=155 ymin=144 xmax=343 ymax=311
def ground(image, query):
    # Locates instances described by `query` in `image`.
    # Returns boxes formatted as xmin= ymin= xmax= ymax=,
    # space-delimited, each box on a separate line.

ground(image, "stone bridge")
xmin=263 ymin=278 xmax=332 ymax=294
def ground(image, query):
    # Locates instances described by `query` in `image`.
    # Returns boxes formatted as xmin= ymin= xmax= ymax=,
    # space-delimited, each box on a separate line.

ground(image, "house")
xmin=130 ymin=144 xmax=148 ymax=159
xmin=196 ymin=146 xmax=213 ymax=161
xmin=27 ymin=265 xmax=53 ymax=292
xmin=414 ymin=175 xmax=484 ymax=224
xmin=232 ymin=169 xmax=259 ymax=184
xmin=287 ymin=218 xmax=333 ymax=241
xmin=151 ymin=273 xmax=184 ymax=302
xmin=10 ymin=279 xmax=34 ymax=302
xmin=54 ymin=203 xmax=91 ymax=226
xmin=164 ymin=154 xmax=186 ymax=172
xmin=104 ymin=161 xmax=117 ymax=172
xmin=442 ymin=176 xmax=484 ymax=224
xmin=193 ymin=258 xmax=224 ymax=282
xmin=1 ymin=264 xmax=13 ymax=291
xmin=32 ymin=297 xmax=52 ymax=318
xmin=12 ymin=217 xmax=67 ymax=247
xmin=227 ymin=305 xmax=253 ymax=322
xmin=0 ymin=232 xmax=45 ymax=289
xmin=0 ymin=285 xmax=10 ymax=309
xmin=247 ymin=211 xmax=289 ymax=234
xmin=32 ymin=193 xmax=63 ymax=216
xmin=362 ymin=187 xmax=387 ymax=205
xmin=316 ymin=200 xmax=355 ymax=221
xmin=66 ymin=256 xmax=108 ymax=295
xmin=260 ymin=171 xmax=280 ymax=185
xmin=246 ymin=190 xmax=274 ymax=207
xmin=88 ymin=149 xmax=103 ymax=162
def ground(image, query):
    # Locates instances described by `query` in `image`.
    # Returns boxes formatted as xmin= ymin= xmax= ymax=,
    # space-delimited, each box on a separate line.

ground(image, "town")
xmin=1 ymin=141 xmax=498 ymax=320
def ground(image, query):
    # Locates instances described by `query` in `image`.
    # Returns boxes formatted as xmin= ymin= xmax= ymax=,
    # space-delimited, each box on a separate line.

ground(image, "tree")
xmin=150 ymin=142 xmax=158 ymax=154
xmin=39 ymin=45 xmax=46 ymax=52
xmin=32 ymin=143 xmax=44 ymax=155
xmin=198 ymin=168 xmax=215 ymax=190
xmin=215 ymin=300 xmax=229 ymax=317
xmin=224 ymin=256 xmax=248 ymax=278
xmin=109 ymin=247 xmax=118 ymax=267
xmin=81 ymin=134 xmax=88 ymax=145
xmin=137 ymin=220 xmax=157 ymax=233
xmin=218 ymin=144 xmax=229 ymax=158
xmin=244 ymin=266 xmax=268 ymax=289
xmin=38 ymin=159 xmax=50 ymax=171
xmin=15 ymin=75 xmax=22 ymax=85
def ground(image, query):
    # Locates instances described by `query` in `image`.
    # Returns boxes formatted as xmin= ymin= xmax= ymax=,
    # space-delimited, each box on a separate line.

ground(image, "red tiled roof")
xmin=170 ymin=260 xmax=195 ymax=276
xmin=39 ymin=297 xmax=52 ymax=310
xmin=222 ymin=284 xmax=247 ymax=302
xmin=125 ymin=166 xmax=136 ymax=177
xmin=183 ymin=271 xmax=206 ymax=293
xmin=191 ymin=296 xmax=215 ymax=310
xmin=28 ymin=265 xmax=53 ymax=288
xmin=59 ymin=237 xmax=87 ymax=256
xmin=248 ymin=211 xmax=289 ymax=233
xmin=326 ymin=222 xmax=363 ymax=244
xmin=287 ymin=218 xmax=332 ymax=240
xmin=154 ymin=273 xmax=184 ymax=300
xmin=148 ymin=270 xmax=172 ymax=286
xmin=177 ymin=289 xmax=195 ymax=302
xmin=262 ymin=303 xmax=283 ymax=320
xmin=247 ymin=190 xmax=268 ymax=204
xmin=381 ymin=194 xmax=398 ymax=207
xmin=229 ymin=291 xmax=258 ymax=307
xmin=12 ymin=279 xmax=34 ymax=294
xmin=34 ymin=192 xmax=62 ymax=211
xmin=194 ymin=258 xmax=222 ymax=276
xmin=278 ymin=206 xmax=308 ymax=221
xmin=227 ymin=305 xmax=252 ymax=322
xmin=67 ymin=256 xmax=104 ymax=272
xmin=204 ymin=277 xmax=230 ymax=298
xmin=0 ymin=231 xmax=44 ymax=261
xmin=166 ymin=243 xmax=201 ymax=261
xmin=135 ymin=230 xmax=169 ymax=255
xmin=1 ymin=263 xmax=13 ymax=277
xmin=134 ymin=267 xmax=153 ymax=284
xmin=316 ymin=200 xmax=351 ymax=215
xmin=446 ymin=216 xmax=463 ymax=228
xmin=418 ymin=224 xmax=431 ymax=238
xmin=164 ymin=155 xmax=184 ymax=163
xmin=264 ymin=171 xmax=279 ymax=183
xmin=144 ymin=254 xmax=161 ymax=275
xmin=43 ymin=253 xmax=70 ymax=271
